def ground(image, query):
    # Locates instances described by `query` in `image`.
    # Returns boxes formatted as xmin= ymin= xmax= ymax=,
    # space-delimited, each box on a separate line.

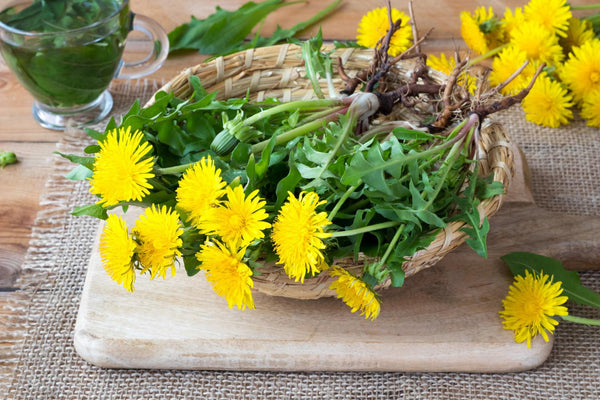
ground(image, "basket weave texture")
xmin=147 ymin=44 xmax=515 ymax=300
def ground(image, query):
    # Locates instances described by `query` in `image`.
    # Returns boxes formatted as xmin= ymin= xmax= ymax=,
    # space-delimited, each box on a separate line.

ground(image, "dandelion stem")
xmin=571 ymin=4 xmax=600 ymax=10
xmin=298 ymin=105 xmax=347 ymax=124
xmin=155 ymin=162 xmax=195 ymax=175
xmin=328 ymin=185 xmax=359 ymax=221
xmin=313 ymin=113 xmax=357 ymax=182
xmin=561 ymin=315 xmax=600 ymax=326
xmin=377 ymin=224 xmax=406 ymax=266
xmin=331 ymin=221 xmax=401 ymax=237
xmin=424 ymin=137 xmax=465 ymax=208
xmin=467 ymin=43 xmax=509 ymax=66
xmin=251 ymin=114 xmax=335 ymax=154
xmin=244 ymin=99 xmax=341 ymax=126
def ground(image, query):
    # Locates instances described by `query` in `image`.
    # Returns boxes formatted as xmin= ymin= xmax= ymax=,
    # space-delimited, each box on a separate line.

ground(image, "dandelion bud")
xmin=0 ymin=151 xmax=17 ymax=169
xmin=211 ymin=111 xmax=261 ymax=155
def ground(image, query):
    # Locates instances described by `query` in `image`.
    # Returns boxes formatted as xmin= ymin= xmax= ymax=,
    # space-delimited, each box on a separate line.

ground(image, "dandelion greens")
xmin=59 ymin=2 xmax=539 ymax=316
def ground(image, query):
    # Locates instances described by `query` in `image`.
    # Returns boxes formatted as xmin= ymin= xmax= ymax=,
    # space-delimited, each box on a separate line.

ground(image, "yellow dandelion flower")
xmin=271 ymin=191 xmax=332 ymax=282
xmin=499 ymin=270 xmax=568 ymax=348
xmin=99 ymin=214 xmax=137 ymax=292
xmin=176 ymin=156 xmax=227 ymax=228
xmin=561 ymin=39 xmax=600 ymax=103
xmin=427 ymin=53 xmax=477 ymax=94
xmin=460 ymin=6 xmax=504 ymax=55
xmin=489 ymin=46 xmax=537 ymax=95
xmin=523 ymin=0 xmax=572 ymax=37
xmin=196 ymin=240 xmax=254 ymax=310
xmin=133 ymin=205 xmax=183 ymax=279
xmin=502 ymin=7 xmax=525 ymax=39
xmin=580 ymin=90 xmax=600 ymax=128
xmin=511 ymin=21 xmax=564 ymax=65
xmin=329 ymin=266 xmax=381 ymax=320
xmin=560 ymin=18 xmax=595 ymax=55
xmin=89 ymin=126 xmax=155 ymax=207
xmin=200 ymin=185 xmax=271 ymax=247
xmin=522 ymin=74 xmax=573 ymax=127
xmin=356 ymin=7 xmax=413 ymax=56
xmin=427 ymin=53 xmax=456 ymax=76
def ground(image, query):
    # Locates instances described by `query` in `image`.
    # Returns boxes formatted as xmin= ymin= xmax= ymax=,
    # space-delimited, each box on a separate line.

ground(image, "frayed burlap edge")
xmin=0 ymin=135 xmax=82 ymax=394
xmin=0 ymin=78 xmax=163 ymax=395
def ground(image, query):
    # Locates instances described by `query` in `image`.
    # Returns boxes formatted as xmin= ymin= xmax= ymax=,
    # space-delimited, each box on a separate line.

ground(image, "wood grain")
xmin=131 ymin=0 xmax=527 ymax=41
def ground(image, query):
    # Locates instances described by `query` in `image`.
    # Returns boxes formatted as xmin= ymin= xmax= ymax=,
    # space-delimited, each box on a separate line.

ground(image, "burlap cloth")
xmin=1 ymin=79 xmax=599 ymax=399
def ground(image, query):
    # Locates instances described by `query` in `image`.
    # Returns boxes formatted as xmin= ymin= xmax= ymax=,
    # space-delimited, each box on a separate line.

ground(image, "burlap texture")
xmin=1 ymin=79 xmax=599 ymax=399
xmin=495 ymin=108 xmax=599 ymax=217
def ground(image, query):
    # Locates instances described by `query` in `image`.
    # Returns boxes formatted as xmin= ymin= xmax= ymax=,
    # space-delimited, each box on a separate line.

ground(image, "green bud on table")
xmin=0 ymin=151 xmax=17 ymax=168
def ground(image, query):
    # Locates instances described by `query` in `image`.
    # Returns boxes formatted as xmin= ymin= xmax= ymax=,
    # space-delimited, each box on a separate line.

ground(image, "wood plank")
xmin=131 ymin=0 xmax=529 ymax=40
xmin=0 ymin=142 xmax=58 ymax=288
xmin=74 ymin=216 xmax=554 ymax=372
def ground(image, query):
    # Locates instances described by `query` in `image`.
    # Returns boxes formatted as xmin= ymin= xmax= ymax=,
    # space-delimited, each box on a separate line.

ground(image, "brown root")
xmin=473 ymin=63 xmax=545 ymax=120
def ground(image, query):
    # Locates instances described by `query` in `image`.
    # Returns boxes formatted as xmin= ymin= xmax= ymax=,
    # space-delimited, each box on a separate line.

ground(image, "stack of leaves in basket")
xmin=60 ymin=6 xmax=539 ymax=320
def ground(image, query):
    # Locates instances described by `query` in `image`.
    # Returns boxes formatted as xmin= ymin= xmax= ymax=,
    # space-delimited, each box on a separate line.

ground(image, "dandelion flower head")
xmin=489 ymin=46 xmax=537 ymax=95
xmin=580 ymin=90 xmax=600 ymax=128
xmin=197 ymin=240 xmax=254 ymax=310
xmin=357 ymin=7 xmax=413 ymax=57
xmin=522 ymin=73 xmax=573 ymax=127
xmin=271 ymin=191 xmax=332 ymax=283
xmin=176 ymin=156 xmax=227 ymax=228
xmin=511 ymin=21 xmax=564 ymax=65
xmin=133 ymin=205 xmax=183 ymax=280
xmin=460 ymin=6 xmax=504 ymax=55
xmin=499 ymin=270 xmax=568 ymax=348
xmin=99 ymin=214 xmax=137 ymax=292
xmin=560 ymin=18 xmax=594 ymax=55
xmin=523 ymin=0 xmax=572 ymax=37
xmin=89 ymin=126 xmax=155 ymax=207
xmin=200 ymin=185 xmax=271 ymax=247
xmin=329 ymin=266 xmax=381 ymax=320
xmin=561 ymin=39 xmax=600 ymax=103
xmin=427 ymin=53 xmax=477 ymax=94
xmin=427 ymin=53 xmax=456 ymax=76
xmin=502 ymin=7 xmax=525 ymax=39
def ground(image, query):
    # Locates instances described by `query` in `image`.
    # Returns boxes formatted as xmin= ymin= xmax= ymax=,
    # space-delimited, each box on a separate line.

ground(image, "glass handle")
xmin=116 ymin=13 xmax=169 ymax=79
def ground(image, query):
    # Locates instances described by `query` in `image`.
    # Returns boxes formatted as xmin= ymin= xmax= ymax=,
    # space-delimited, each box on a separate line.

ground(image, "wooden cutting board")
xmin=73 ymin=147 xmax=600 ymax=372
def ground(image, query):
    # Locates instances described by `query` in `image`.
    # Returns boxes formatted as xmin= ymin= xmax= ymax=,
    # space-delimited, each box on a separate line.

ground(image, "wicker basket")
xmin=146 ymin=44 xmax=514 ymax=300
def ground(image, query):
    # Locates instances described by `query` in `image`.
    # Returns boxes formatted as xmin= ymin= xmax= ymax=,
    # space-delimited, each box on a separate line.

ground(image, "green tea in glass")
xmin=0 ymin=0 xmax=169 ymax=130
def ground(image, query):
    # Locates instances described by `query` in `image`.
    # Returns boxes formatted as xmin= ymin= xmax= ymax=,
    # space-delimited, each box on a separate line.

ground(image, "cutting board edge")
xmin=73 ymin=314 xmax=554 ymax=373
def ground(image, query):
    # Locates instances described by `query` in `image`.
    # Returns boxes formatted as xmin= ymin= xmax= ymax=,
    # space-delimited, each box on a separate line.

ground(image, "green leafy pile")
xmin=62 ymin=68 xmax=503 ymax=287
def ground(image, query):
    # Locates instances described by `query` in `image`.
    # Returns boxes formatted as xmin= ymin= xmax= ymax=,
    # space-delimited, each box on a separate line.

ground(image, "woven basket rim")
xmin=146 ymin=44 xmax=515 ymax=300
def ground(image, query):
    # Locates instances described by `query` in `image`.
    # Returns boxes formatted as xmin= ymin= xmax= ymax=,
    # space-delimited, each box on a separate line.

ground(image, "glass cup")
xmin=0 ymin=0 xmax=169 ymax=130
